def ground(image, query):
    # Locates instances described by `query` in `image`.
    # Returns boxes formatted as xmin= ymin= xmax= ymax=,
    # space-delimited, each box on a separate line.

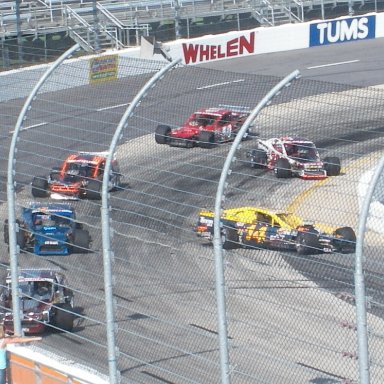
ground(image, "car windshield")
xmin=190 ymin=114 xmax=216 ymax=127
xmin=284 ymin=143 xmax=319 ymax=161
xmin=33 ymin=214 xmax=55 ymax=227
xmin=19 ymin=282 xmax=34 ymax=297
xmin=64 ymin=162 xmax=93 ymax=180
xmin=51 ymin=215 xmax=71 ymax=227
xmin=17 ymin=281 xmax=51 ymax=297
xmin=33 ymin=213 xmax=70 ymax=227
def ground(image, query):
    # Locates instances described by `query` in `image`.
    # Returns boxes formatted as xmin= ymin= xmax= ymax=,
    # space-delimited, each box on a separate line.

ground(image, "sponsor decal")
xmin=310 ymin=15 xmax=375 ymax=46
xmin=182 ymin=31 xmax=255 ymax=64
xmin=89 ymin=55 xmax=119 ymax=84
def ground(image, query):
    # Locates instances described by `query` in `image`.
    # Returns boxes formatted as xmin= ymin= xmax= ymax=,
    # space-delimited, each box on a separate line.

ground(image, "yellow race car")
xmin=195 ymin=206 xmax=356 ymax=254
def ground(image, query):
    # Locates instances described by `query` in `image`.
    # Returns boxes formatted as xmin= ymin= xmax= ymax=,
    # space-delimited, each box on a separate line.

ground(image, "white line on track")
xmin=307 ymin=60 xmax=359 ymax=70
xmin=9 ymin=122 xmax=48 ymax=134
xmin=196 ymin=79 xmax=245 ymax=90
xmin=96 ymin=103 xmax=130 ymax=111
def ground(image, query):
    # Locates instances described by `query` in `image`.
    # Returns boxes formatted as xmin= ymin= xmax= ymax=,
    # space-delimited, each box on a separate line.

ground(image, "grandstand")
xmin=1 ymin=0 xmax=384 ymax=69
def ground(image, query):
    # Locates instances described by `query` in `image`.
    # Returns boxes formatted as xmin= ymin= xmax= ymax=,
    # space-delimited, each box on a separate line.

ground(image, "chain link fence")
xmin=1 ymin=51 xmax=384 ymax=383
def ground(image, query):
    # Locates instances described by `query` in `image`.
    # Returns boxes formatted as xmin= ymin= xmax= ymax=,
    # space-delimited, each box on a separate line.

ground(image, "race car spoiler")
xmin=6 ymin=268 xmax=62 ymax=283
xmin=218 ymin=104 xmax=251 ymax=113
xmin=77 ymin=151 xmax=117 ymax=160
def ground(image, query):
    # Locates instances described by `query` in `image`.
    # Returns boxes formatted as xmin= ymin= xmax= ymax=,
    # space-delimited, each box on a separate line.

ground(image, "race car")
xmin=246 ymin=136 xmax=341 ymax=179
xmin=0 ymin=268 xmax=75 ymax=334
xmin=31 ymin=151 xmax=121 ymax=200
xmin=3 ymin=202 xmax=91 ymax=256
xmin=155 ymin=105 xmax=252 ymax=148
xmin=195 ymin=206 xmax=356 ymax=254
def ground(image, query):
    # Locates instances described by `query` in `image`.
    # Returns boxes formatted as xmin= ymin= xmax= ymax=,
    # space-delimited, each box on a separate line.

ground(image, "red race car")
xmin=0 ymin=269 xmax=75 ymax=335
xmin=155 ymin=105 xmax=252 ymax=148
xmin=247 ymin=136 xmax=341 ymax=180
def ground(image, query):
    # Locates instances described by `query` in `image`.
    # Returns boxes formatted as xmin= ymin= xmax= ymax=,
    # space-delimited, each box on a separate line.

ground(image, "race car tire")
xmin=222 ymin=227 xmax=239 ymax=250
xmin=323 ymin=156 xmax=341 ymax=176
xmin=111 ymin=174 xmax=122 ymax=191
xmin=198 ymin=131 xmax=215 ymax=149
xmin=31 ymin=176 xmax=49 ymax=198
xmin=85 ymin=179 xmax=101 ymax=200
xmin=249 ymin=149 xmax=267 ymax=169
xmin=71 ymin=229 xmax=91 ymax=253
xmin=4 ymin=219 xmax=25 ymax=250
xmin=333 ymin=226 xmax=356 ymax=253
xmin=234 ymin=127 xmax=249 ymax=141
xmin=54 ymin=303 xmax=74 ymax=332
xmin=275 ymin=158 xmax=292 ymax=178
xmin=155 ymin=125 xmax=171 ymax=144
xmin=3 ymin=220 xmax=9 ymax=244
xmin=295 ymin=230 xmax=320 ymax=255
xmin=241 ymin=128 xmax=250 ymax=141
xmin=16 ymin=226 xmax=26 ymax=250
xmin=49 ymin=167 xmax=61 ymax=181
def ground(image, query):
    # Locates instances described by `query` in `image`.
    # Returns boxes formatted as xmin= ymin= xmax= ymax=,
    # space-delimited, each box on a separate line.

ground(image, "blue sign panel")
xmin=310 ymin=15 xmax=375 ymax=46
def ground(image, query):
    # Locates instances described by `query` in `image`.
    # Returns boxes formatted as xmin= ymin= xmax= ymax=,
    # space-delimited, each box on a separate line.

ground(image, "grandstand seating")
xmin=1 ymin=0 xmax=383 ymax=69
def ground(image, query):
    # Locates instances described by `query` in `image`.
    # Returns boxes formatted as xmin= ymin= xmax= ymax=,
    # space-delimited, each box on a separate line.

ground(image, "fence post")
xmin=355 ymin=156 xmax=384 ymax=384
xmin=101 ymin=58 xmax=182 ymax=384
xmin=213 ymin=70 xmax=301 ymax=384
xmin=6 ymin=44 xmax=81 ymax=336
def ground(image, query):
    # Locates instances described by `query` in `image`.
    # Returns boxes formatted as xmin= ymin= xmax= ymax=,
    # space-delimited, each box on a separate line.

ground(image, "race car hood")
xmin=4 ymin=297 xmax=51 ymax=317
xmin=51 ymin=178 xmax=83 ymax=187
xmin=171 ymin=125 xmax=203 ymax=138
xmin=34 ymin=226 xmax=69 ymax=244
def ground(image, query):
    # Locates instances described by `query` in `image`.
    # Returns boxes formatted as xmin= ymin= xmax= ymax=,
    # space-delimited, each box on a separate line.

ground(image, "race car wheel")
xmin=198 ymin=131 xmax=215 ymax=149
xmin=4 ymin=220 xmax=25 ymax=250
xmin=16 ymin=226 xmax=26 ymax=250
xmin=249 ymin=149 xmax=267 ymax=169
xmin=222 ymin=227 xmax=239 ymax=250
xmin=3 ymin=220 xmax=9 ymax=244
xmin=31 ymin=176 xmax=49 ymax=198
xmin=333 ymin=227 xmax=356 ymax=253
xmin=155 ymin=125 xmax=171 ymax=144
xmin=85 ymin=179 xmax=101 ymax=200
xmin=275 ymin=158 xmax=292 ymax=178
xmin=71 ymin=229 xmax=91 ymax=253
xmin=323 ymin=156 xmax=341 ymax=176
xmin=54 ymin=303 xmax=74 ymax=332
xmin=296 ymin=230 xmax=320 ymax=255
xmin=110 ymin=173 xmax=121 ymax=191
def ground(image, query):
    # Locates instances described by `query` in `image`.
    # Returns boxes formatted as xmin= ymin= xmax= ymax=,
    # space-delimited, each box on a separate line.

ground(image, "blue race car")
xmin=3 ymin=202 xmax=91 ymax=256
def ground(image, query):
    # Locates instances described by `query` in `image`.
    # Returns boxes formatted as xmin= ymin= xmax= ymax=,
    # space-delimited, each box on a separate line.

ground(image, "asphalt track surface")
xmin=199 ymin=37 xmax=384 ymax=87
xmin=0 ymin=38 xmax=384 ymax=383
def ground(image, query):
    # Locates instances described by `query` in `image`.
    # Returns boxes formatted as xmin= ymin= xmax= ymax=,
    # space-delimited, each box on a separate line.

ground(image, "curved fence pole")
xmin=355 ymin=156 xmax=384 ymax=384
xmin=213 ymin=70 xmax=301 ymax=384
xmin=7 ymin=44 xmax=81 ymax=336
xmin=101 ymin=58 xmax=182 ymax=384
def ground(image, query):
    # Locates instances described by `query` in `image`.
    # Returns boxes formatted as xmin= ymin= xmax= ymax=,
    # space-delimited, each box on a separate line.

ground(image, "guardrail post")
xmin=354 ymin=156 xmax=384 ymax=384
xmin=213 ymin=70 xmax=301 ymax=384
xmin=7 ymin=44 xmax=81 ymax=337
xmin=101 ymin=58 xmax=182 ymax=384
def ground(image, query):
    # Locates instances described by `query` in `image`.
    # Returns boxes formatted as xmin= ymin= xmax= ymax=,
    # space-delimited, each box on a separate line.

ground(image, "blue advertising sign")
xmin=310 ymin=15 xmax=375 ymax=46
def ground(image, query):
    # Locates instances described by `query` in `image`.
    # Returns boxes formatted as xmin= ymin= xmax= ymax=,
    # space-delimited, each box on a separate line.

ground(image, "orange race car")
xmin=31 ymin=151 xmax=121 ymax=200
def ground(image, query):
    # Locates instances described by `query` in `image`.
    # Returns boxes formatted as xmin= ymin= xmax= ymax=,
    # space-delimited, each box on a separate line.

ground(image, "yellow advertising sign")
xmin=89 ymin=55 xmax=119 ymax=84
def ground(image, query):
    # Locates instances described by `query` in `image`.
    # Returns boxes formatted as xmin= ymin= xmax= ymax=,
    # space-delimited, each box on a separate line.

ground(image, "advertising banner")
xmin=309 ymin=15 xmax=376 ymax=46
xmin=89 ymin=55 xmax=119 ymax=84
